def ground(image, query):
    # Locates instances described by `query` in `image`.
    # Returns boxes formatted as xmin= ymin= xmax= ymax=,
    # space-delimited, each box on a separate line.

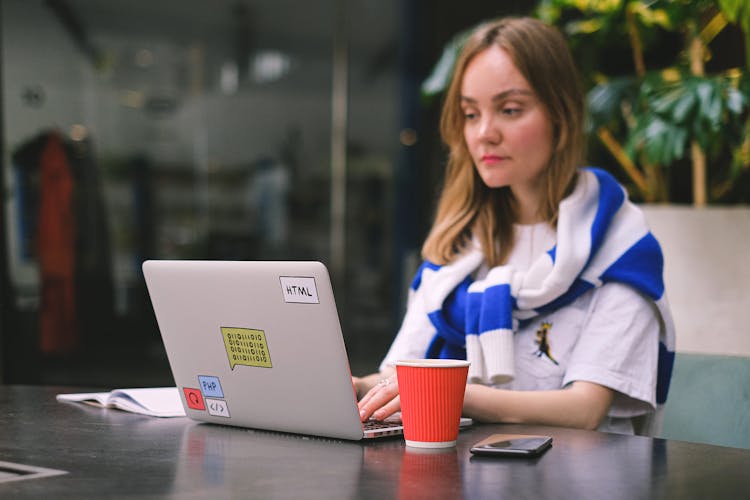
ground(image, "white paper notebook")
xmin=56 ymin=387 xmax=185 ymax=418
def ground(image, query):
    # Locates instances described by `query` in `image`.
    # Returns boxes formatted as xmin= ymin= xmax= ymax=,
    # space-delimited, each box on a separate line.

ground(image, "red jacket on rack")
xmin=37 ymin=132 xmax=77 ymax=355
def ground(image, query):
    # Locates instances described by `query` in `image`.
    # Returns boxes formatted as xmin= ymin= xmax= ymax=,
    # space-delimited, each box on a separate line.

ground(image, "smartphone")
xmin=470 ymin=434 xmax=553 ymax=457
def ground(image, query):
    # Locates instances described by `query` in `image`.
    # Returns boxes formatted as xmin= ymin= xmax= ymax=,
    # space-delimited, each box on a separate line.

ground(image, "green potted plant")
xmin=536 ymin=0 xmax=750 ymax=205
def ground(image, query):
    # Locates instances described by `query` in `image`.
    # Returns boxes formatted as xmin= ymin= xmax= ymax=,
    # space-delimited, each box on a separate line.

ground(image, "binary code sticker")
xmin=221 ymin=327 xmax=272 ymax=369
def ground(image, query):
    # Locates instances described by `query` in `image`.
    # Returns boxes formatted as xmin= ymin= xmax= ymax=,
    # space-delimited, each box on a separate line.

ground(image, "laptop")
xmin=143 ymin=260 xmax=470 ymax=440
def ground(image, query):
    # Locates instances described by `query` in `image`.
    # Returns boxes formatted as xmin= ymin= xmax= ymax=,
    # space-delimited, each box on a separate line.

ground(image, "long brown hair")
xmin=421 ymin=17 xmax=585 ymax=266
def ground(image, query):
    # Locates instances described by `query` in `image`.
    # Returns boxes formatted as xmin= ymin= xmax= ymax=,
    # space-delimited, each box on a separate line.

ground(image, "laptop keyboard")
xmin=363 ymin=419 xmax=402 ymax=430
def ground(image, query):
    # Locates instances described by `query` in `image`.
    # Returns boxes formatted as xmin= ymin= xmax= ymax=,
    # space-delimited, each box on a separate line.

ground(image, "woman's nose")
xmin=478 ymin=116 xmax=501 ymax=143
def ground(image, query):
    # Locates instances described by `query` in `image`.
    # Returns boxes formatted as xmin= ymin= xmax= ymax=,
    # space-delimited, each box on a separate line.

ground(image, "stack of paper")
xmin=56 ymin=387 xmax=186 ymax=418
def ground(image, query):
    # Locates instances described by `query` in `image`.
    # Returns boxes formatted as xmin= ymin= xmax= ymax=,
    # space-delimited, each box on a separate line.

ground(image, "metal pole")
xmin=330 ymin=0 xmax=348 ymax=287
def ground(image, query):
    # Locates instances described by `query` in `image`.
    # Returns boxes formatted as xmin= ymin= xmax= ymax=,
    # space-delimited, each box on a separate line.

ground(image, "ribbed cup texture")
xmin=396 ymin=364 xmax=469 ymax=443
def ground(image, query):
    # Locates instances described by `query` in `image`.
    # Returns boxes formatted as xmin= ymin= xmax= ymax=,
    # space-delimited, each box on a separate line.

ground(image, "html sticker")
xmin=221 ymin=327 xmax=273 ymax=370
xmin=279 ymin=276 xmax=319 ymax=304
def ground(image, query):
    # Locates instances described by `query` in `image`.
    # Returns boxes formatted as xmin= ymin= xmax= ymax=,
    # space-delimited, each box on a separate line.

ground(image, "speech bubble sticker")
xmin=221 ymin=327 xmax=273 ymax=370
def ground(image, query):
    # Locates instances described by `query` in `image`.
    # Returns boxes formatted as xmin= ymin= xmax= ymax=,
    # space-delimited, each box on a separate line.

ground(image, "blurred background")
xmin=0 ymin=0 xmax=747 ymax=388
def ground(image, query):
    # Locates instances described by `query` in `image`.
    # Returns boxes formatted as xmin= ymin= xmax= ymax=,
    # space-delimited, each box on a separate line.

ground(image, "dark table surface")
xmin=1 ymin=385 xmax=748 ymax=499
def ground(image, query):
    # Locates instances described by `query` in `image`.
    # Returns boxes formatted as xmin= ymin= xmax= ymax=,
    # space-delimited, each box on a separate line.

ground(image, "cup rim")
xmin=395 ymin=359 xmax=471 ymax=368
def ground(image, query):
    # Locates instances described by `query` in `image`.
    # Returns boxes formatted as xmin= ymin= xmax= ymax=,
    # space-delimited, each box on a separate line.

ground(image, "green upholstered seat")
xmin=658 ymin=353 xmax=750 ymax=449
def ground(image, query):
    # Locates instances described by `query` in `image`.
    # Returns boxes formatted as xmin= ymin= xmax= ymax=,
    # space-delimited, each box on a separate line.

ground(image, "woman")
xmin=354 ymin=17 xmax=675 ymax=434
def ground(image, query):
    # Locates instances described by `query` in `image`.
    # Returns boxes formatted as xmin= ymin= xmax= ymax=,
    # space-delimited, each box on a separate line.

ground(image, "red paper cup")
xmin=395 ymin=359 xmax=470 ymax=448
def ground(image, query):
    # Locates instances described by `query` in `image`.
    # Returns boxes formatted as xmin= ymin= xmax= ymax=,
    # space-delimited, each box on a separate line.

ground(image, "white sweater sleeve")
xmin=378 ymin=289 xmax=437 ymax=371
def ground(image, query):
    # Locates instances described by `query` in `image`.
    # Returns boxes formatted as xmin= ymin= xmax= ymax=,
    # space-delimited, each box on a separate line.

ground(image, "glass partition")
xmin=1 ymin=0 xmax=402 ymax=384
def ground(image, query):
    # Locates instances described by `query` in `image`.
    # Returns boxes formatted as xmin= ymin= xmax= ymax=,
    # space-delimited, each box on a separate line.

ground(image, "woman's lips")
xmin=481 ymin=154 xmax=507 ymax=165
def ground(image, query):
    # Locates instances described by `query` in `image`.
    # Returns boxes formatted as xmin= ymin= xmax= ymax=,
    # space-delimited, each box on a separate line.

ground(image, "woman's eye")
xmin=464 ymin=111 xmax=477 ymax=120
xmin=501 ymin=107 xmax=521 ymax=116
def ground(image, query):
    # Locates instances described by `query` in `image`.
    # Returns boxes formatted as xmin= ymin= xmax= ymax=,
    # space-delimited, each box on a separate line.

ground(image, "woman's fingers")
xmin=358 ymin=375 xmax=395 ymax=406
xmin=358 ymin=375 xmax=399 ymax=421
xmin=371 ymin=394 xmax=401 ymax=421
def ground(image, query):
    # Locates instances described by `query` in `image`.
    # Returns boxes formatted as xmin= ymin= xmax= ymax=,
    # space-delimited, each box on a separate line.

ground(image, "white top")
xmin=382 ymin=223 xmax=660 ymax=434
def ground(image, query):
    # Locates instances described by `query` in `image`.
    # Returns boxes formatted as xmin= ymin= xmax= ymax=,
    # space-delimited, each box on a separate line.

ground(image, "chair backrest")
xmin=658 ymin=353 xmax=750 ymax=449
xmin=643 ymin=206 xmax=750 ymax=360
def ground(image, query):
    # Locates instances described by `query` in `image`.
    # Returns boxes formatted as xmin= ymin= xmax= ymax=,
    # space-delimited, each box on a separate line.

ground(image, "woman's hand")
xmin=357 ymin=373 xmax=401 ymax=422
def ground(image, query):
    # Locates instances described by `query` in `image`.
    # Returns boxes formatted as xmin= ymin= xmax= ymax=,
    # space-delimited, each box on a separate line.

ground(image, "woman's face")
xmin=461 ymin=45 xmax=554 ymax=213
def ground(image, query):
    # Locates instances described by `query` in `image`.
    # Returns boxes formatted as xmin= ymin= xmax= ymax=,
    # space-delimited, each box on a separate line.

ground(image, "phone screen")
xmin=470 ymin=434 xmax=552 ymax=457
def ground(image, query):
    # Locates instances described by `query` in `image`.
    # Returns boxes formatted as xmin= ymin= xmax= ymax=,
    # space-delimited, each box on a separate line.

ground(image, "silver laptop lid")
xmin=143 ymin=260 xmax=366 ymax=440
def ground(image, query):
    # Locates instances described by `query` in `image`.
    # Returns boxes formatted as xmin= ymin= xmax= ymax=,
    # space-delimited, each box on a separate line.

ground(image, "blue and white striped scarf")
xmin=406 ymin=168 xmax=676 ymax=404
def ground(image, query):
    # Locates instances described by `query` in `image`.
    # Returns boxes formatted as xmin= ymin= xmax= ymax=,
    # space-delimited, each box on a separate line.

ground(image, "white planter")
xmin=642 ymin=205 xmax=750 ymax=357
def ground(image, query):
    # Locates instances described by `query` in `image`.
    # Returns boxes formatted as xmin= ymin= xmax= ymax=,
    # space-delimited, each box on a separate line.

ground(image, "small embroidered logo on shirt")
xmin=534 ymin=321 xmax=559 ymax=365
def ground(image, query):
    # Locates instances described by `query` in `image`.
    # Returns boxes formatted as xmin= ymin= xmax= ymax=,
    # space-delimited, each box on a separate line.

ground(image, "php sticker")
xmin=198 ymin=375 xmax=224 ymax=398
xmin=221 ymin=327 xmax=273 ymax=369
